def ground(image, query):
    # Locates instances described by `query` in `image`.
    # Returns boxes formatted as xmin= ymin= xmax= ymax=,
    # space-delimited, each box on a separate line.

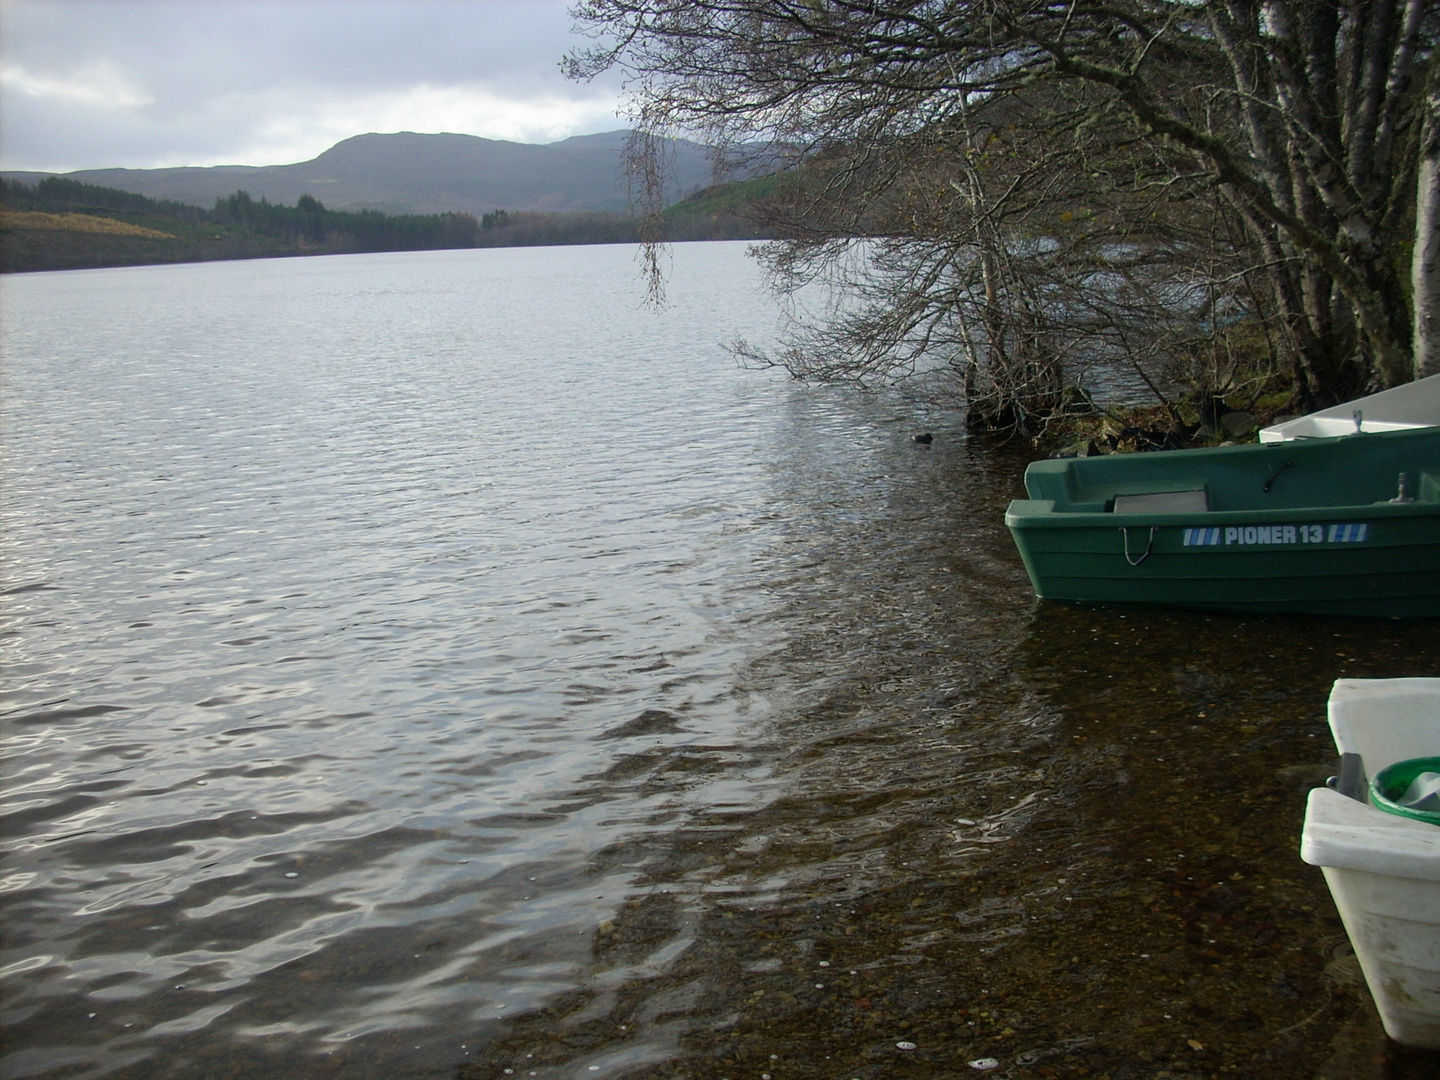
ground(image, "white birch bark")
xmin=1414 ymin=83 xmax=1440 ymax=378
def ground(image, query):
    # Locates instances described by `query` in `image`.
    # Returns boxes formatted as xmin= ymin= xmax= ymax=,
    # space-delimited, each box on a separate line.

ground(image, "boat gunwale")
xmin=1016 ymin=428 xmax=1440 ymax=520
xmin=1003 ymin=498 xmax=1440 ymax=528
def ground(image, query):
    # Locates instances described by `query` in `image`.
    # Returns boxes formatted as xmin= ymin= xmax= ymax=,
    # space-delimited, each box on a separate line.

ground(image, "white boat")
xmin=1260 ymin=373 xmax=1440 ymax=441
xmin=1300 ymin=678 xmax=1440 ymax=1048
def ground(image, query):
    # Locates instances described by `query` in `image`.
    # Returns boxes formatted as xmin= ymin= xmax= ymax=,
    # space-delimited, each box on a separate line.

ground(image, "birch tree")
xmin=568 ymin=0 xmax=1438 ymax=421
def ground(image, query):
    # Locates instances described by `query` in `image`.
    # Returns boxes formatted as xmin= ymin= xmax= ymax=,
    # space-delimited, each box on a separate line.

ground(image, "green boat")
xmin=1004 ymin=427 xmax=1440 ymax=617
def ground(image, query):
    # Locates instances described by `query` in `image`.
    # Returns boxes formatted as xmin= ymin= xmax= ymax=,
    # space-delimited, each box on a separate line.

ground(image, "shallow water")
xmin=454 ymin=470 xmax=1440 ymax=1080
xmin=2 ymin=244 xmax=1438 ymax=1080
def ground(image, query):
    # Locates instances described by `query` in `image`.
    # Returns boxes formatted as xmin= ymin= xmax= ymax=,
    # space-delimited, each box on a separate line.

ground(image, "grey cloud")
xmin=0 ymin=0 xmax=623 ymax=172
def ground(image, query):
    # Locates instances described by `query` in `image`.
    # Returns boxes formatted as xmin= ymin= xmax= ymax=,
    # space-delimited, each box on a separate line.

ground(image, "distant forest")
xmin=0 ymin=176 xmax=768 ymax=272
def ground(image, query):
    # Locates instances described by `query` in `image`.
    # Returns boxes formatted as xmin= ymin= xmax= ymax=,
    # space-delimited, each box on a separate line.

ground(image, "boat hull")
xmin=1317 ymin=861 xmax=1440 ymax=1048
xmin=1301 ymin=679 xmax=1440 ymax=1048
xmin=1005 ymin=503 xmax=1440 ymax=616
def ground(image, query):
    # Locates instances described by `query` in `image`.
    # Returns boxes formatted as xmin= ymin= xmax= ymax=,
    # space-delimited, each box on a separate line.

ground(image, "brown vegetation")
xmin=1 ymin=210 xmax=176 ymax=239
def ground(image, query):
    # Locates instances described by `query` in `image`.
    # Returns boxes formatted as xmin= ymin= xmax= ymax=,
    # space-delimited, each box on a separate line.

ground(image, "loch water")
xmin=3 ymin=243 xmax=1438 ymax=1080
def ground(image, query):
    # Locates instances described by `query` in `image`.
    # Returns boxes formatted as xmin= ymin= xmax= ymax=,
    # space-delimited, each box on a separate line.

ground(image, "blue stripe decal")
xmin=1327 ymin=523 xmax=1370 ymax=543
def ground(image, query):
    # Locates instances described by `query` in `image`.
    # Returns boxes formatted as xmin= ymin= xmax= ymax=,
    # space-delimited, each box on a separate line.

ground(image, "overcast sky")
xmin=0 ymin=0 xmax=628 ymax=174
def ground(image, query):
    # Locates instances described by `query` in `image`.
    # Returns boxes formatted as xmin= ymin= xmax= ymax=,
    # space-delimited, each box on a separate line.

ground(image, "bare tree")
xmin=568 ymin=0 xmax=1437 ymax=421
xmin=729 ymin=85 xmax=1273 ymax=429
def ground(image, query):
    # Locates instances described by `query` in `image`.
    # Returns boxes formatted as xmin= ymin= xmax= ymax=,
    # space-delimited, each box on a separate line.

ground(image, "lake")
xmin=2 ymin=242 xmax=1437 ymax=1080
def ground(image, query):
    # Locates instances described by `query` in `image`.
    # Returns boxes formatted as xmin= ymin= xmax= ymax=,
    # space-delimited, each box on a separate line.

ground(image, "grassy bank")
xmin=0 ymin=175 xmax=777 ymax=273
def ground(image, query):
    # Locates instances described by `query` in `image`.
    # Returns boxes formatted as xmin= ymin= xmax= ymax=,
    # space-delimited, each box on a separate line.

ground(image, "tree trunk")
xmin=1414 ymin=75 xmax=1440 ymax=378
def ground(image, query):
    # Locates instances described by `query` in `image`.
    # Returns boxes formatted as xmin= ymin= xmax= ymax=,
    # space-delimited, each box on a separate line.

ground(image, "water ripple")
xmin=2 ymin=245 xmax=817 ymax=1077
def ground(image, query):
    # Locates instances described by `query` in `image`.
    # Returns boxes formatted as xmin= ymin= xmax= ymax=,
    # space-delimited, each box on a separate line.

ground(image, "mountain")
xmin=1 ymin=131 xmax=724 ymax=216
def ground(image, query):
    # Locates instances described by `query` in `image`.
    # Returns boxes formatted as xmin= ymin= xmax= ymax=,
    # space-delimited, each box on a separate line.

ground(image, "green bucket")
xmin=1370 ymin=756 xmax=1440 ymax=825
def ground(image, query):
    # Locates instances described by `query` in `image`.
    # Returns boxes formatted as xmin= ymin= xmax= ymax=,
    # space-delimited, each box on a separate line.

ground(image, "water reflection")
xmin=3 ymin=247 xmax=1437 ymax=1080
xmin=1 ymin=245 xmax=798 ymax=1079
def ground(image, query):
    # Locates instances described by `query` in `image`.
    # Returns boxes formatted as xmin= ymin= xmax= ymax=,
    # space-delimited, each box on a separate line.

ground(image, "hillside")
xmin=0 ymin=171 xmax=775 ymax=273
xmin=1 ymin=131 xmax=723 ymax=217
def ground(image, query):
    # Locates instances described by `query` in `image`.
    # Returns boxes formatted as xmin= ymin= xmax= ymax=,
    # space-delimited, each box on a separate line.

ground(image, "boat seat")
xmin=1111 ymin=488 xmax=1210 ymax=514
xmin=1422 ymin=472 xmax=1440 ymax=503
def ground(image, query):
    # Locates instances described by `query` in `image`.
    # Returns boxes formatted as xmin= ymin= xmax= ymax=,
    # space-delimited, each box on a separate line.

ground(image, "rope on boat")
xmin=1119 ymin=526 xmax=1156 ymax=566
